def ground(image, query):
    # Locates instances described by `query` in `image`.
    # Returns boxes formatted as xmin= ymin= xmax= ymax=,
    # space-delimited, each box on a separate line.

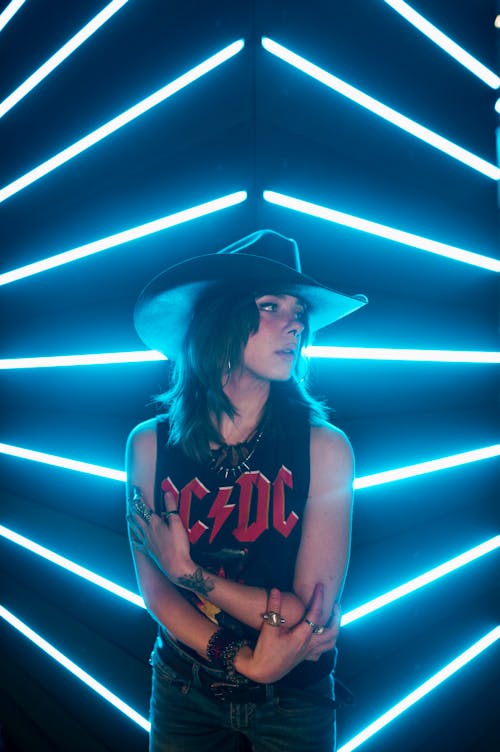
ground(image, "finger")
xmin=163 ymin=491 xmax=179 ymax=513
xmin=312 ymin=626 xmax=338 ymax=650
xmin=127 ymin=517 xmax=146 ymax=548
xmin=305 ymin=583 xmax=324 ymax=623
xmin=327 ymin=602 xmax=341 ymax=632
xmin=130 ymin=497 xmax=154 ymax=525
xmin=263 ymin=588 xmax=283 ymax=627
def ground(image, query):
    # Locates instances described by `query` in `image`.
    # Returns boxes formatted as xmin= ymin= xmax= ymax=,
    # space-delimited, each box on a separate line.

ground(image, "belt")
xmin=158 ymin=639 xmax=271 ymax=703
xmin=156 ymin=639 xmax=337 ymax=707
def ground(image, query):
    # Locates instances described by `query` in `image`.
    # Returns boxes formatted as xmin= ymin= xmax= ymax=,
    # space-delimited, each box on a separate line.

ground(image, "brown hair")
xmin=155 ymin=285 xmax=328 ymax=462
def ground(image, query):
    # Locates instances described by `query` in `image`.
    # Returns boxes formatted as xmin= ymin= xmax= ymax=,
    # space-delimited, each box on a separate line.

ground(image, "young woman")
xmin=126 ymin=230 xmax=367 ymax=751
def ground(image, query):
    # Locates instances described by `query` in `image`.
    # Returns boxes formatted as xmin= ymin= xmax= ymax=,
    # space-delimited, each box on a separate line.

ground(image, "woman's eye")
xmin=259 ymin=301 xmax=278 ymax=312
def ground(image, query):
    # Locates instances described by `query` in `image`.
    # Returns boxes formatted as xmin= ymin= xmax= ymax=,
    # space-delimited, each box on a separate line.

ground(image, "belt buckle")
xmin=209 ymin=681 xmax=240 ymax=702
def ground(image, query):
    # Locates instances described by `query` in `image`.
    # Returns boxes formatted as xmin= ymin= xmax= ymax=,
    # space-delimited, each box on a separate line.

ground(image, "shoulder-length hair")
xmin=155 ymin=284 xmax=329 ymax=462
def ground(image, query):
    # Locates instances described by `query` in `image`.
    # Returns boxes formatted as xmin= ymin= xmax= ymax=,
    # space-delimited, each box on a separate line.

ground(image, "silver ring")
xmin=262 ymin=611 xmax=286 ymax=627
xmin=304 ymin=618 xmax=325 ymax=635
xmin=133 ymin=499 xmax=153 ymax=524
xmin=161 ymin=510 xmax=180 ymax=522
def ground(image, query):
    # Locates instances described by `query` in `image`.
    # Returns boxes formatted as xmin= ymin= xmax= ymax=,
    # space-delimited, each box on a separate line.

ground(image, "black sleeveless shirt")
xmin=153 ymin=411 xmax=335 ymax=686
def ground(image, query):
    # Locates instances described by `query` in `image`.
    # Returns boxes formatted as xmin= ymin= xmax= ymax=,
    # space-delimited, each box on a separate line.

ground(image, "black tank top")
xmin=154 ymin=411 xmax=335 ymax=685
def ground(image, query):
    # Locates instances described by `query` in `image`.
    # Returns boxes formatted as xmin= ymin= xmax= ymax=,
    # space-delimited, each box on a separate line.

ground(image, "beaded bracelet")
xmin=206 ymin=628 xmax=250 ymax=684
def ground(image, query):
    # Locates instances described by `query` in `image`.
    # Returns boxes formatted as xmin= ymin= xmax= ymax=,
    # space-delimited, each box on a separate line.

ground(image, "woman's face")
xmin=239 ymin=294 xmax=306 ymax=382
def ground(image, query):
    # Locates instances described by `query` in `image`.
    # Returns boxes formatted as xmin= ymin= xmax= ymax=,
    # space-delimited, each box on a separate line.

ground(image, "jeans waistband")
xmin=153 ymin=634 xmax=274 ymax=703
xmin=153 ymin=633 xmax=338 ymax=707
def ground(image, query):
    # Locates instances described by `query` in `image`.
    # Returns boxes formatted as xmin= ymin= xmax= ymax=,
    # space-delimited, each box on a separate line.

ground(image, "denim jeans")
xmin=149 ymin=641 xmax=336 ymax=752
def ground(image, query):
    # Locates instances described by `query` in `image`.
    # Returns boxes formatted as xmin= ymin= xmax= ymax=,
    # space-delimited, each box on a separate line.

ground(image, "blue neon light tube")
xmin=383 ymin=0 xmax=500 ymax=88
xmin=0 ymin=605 xmax=150 ymax=731
xmin=0 ymin=442 xmax=498 ymax=487
xmin=0 ymin=0 xmax=130 ymax=119
xmin=261 ymin=38 xmax=500 ymax=180
xmin=0 ymin=39 xmax=244 ymax=204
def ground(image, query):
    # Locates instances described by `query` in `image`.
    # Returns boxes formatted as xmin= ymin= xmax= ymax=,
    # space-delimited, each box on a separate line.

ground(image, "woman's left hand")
xmin=127 ymin=489 xmax=193 ymax=581
xmin=235 ymin=584 xmax=339 ymax=684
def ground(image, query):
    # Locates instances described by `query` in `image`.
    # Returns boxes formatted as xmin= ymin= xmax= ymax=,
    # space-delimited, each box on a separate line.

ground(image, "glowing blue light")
xmin=383 ymin=0 xmax=500 ymax=89
xmin=354 ymin=445 xmax=500 ymax=490
xmin=0 ymin=191 xmax=247 ymax=285
xmin=3 ymin=345 xmax=500 ymax=368
xmin=0 ymin=0 xmax=26 ymax=33
xmin=0 ymin=39 xmax=245 ymax=204
xmin=342 ymin=536 xmax=500 ymax=626
xmin=0 ymin=351 xmax=166 ymax=368
xmin=0 ymin=443 xmax=126 ymax=482
xmin=0 ymin=605 xmax=150 ymax=731
xmin=338 ymin=626 xmax=500 ymax=752
xmin=306 ymin=346 xmax=500 ymax=363
xmin=0 ymin=525 xmax=145 ymax=608
xmin=3 ymin=522 xmax=497 ymax=625
xmin=264 ymin=191 xmax=500 ymax=271
xmin=2 ymin=442 xmax=498 ymax=489
xmin=261 ymin=39 xmax=500 ymax=180
xmin=0 ymin=0 xmax=130 ymax=119
xmin=495 ymin=98 xmax=500 ymax=115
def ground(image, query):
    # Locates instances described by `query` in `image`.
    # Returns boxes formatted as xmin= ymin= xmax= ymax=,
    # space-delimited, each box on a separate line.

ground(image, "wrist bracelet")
xmin=206 ymin=628 xmax=250 ymax=684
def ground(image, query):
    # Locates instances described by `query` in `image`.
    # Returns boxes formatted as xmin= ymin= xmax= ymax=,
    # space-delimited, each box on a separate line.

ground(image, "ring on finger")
xmin=161 ymin=510 xmax=180 ymax=523
xmin=262 ymin=611 xmax=286 ymax=627
xmin=133 ymin=499 xmax=153 ymax=525
xmin=304 ymin=618 xmax=325 ymax=635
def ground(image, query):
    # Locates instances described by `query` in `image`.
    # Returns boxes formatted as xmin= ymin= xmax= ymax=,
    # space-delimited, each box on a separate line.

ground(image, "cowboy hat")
xmin=134 ymin=229 xmax=367 ymax=358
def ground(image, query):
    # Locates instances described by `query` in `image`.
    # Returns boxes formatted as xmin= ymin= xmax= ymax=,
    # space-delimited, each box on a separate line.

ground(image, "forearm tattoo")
xmin=178 ymin=567 xmax=215 ymax=597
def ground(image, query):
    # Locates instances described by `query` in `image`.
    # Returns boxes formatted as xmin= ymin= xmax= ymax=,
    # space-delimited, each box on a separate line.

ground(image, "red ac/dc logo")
xmin=161 ymin=466 xmax=299 ymax=545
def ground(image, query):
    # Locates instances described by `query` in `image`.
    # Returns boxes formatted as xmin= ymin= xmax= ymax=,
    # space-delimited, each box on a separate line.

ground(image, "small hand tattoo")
xmin=178 ymin=567 xmax=214 ymax=596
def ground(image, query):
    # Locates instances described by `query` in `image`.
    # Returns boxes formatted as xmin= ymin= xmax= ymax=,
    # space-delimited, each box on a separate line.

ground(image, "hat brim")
xmin=134 ymin=253 xmax=367 ymax=358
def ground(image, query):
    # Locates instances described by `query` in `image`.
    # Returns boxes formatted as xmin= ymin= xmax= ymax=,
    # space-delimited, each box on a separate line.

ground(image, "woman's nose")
xmin=287 ymin=317 xmax=305 ymax=337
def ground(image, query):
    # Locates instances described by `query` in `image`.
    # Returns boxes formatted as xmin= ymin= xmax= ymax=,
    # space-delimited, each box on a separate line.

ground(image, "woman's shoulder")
xmin=310 ymin=422 xmax=354 ymax=463
xmin=127 ymin=417 xmax=158 ymax=443
xmin=127 ymin=415 xmax=172 ymax=460
xmin=309 ymin=423 xmax=354 ymax=496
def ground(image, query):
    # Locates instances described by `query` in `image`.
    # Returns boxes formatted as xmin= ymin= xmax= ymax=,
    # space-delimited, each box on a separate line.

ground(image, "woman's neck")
xmin=218 ymin=375 xmax=270 ymax=445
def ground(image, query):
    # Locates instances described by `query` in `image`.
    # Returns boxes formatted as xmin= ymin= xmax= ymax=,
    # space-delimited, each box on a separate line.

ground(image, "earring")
xmin=222 ymin=360 xmax=232 ymax=388
xmin=296 ymin=353 xmax=308 ymax=383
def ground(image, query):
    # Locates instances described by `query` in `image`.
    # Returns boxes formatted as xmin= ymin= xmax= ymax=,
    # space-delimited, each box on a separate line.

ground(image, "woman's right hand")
xmin=234 ymin=584 xmax=340 ymax=684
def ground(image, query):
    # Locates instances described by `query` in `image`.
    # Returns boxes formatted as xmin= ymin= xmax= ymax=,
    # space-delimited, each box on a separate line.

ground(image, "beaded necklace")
xmin=208 ymin=420 xmax=267 ymax=482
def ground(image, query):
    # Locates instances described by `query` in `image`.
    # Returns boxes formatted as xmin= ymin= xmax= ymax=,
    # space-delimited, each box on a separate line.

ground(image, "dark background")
xmin=1 ymin=1 xmax=499 ymax=750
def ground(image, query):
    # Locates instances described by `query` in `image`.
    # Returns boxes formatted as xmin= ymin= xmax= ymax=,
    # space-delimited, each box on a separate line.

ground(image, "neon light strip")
xmin=2 ymin=346 xmax=500 ymax=369
xmin=0 ymin=443 xmax=126 ymax=482
xmin=306 ymin=347 xmax=500 ymax=363
xmin=2 ymin=523 xmax=497 ymax=625
xmin=355 ymin=445 xmax=500 ymax=490
xmin=261 ymin=39 xmax=500 ymax=180
xmin=338 ymin=626 xmax=500 ymax=752
xmin=264 ymin=191 xmax=500 ymax=272
xmin=383 ymin=0 xmax=500 ymax=89
xmin=0 ymin=351 xmax=166 ymax=368
xmin=1 ymin=443 xmax=498 ymax=487
xmin=0 ymin=1 xmax=130 ymax=119
xmin=0 ymin=525 xmax=145 ymax=608
xmin=342 ymin=536 xmax=500 ymax=626
xmin=0 ymin=191 xmax=247 ymax=285
xmin=0 ymin=605 xmax=150 ymax=731
xmin=0 ymin=39 xmax=244 ymax=204
xmin=0 ymin=0 xmax=26 ymax=33
xmin=495 ymin=98 xmax=500 ymax=114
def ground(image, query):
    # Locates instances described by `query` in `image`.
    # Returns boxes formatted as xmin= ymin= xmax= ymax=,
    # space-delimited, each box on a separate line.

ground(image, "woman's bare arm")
xmin=126 ymin=420 xmax=218 ymax=657
xmin=293 ymin=424 xmax=354 ymax=627
xmin=131 ymin=421 xmax=353 ymax=635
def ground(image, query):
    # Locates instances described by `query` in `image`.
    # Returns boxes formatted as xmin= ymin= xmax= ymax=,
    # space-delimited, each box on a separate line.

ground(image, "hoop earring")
xmin=222 ymin=360 xmax=232 ymax=388
xmin=296 ymin=353 xmax=309 ymax=384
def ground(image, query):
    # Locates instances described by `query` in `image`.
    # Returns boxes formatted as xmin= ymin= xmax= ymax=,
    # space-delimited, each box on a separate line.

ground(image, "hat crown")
xmin=217 ymin=229 xmax=302 ymax=273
